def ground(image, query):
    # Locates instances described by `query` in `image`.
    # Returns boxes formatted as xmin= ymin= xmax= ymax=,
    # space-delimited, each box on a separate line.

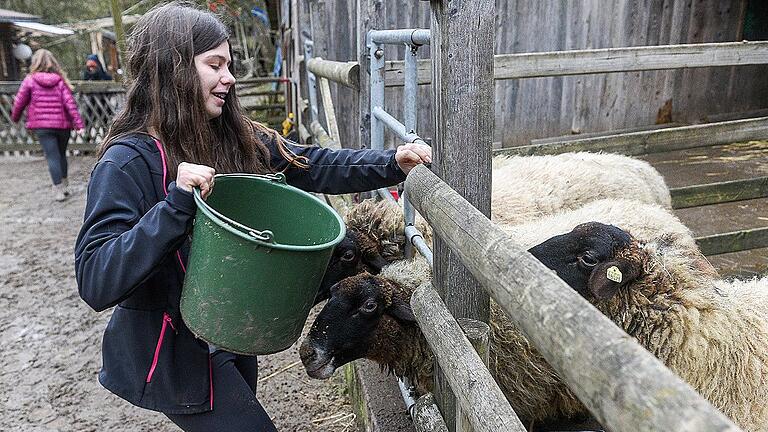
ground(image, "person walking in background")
xmin=82 ymin=54 xmax=112 ymax=81
xmin=11 ymin=49 xmax=85 ymax=202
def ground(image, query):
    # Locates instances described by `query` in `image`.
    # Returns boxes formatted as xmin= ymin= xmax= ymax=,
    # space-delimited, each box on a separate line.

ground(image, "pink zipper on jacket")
xmin=153 ymin=138 xmax=212 ymax=409
xmin=146 ymin=312 xmax=176 ymax=382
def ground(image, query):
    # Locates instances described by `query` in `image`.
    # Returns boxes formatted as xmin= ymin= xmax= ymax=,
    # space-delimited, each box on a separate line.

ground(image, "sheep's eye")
xmin=360 ymin=300 xmax=378 ymax=314
xmin=341 ymin=250 xmax=356 ymax=262
xmin=579 ymin=253 xmax=599 ymax=268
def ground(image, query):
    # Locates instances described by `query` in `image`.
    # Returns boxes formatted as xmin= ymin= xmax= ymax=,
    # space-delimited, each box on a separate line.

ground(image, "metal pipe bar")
xmin=303 ymin=38 xmax=319 ymax=123
xmin=372 ymin=106 xmax=407 ymax=139
xmin=376 ymin=187 xmax=396 ymax=202
xmin=369 ymin=37 xmax=386 ymax=151
xmin=370 ymin=29 xmax=430 ymax=46
xmin=404 ymin=45 xmax=419 ymax=135
xmin=405 ymin=225 xmax=433 ymax=267
xmin=398 ymin=377 xmax=419 ymax=417
xmin=372 ymin=107 xmax=429 ymax=145
xmin=403 ymin=191 xmax=416 ymax=259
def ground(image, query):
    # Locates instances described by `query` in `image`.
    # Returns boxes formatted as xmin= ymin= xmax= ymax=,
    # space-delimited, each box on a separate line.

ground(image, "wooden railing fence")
xmin=0 ymin=81 xmax=124 ymax=150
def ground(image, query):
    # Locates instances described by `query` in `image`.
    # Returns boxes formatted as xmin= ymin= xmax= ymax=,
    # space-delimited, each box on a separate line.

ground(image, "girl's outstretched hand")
xmin=176 ymin=162 xmax=216 ymax=199
xmin=395 ymin=143 xmax=432 ymax=175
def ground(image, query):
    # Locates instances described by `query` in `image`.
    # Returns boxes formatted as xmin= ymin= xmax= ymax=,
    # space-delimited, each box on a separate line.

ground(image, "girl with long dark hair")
xmin=74 ymin=3 xmax=430 ymax=430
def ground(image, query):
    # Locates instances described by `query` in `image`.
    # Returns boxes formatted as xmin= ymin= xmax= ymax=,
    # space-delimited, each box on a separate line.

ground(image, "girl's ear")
xmin=587 ymin=258 xmax=642 ymax=300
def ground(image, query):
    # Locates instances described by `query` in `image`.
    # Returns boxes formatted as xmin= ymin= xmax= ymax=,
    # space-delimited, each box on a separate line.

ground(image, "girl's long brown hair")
xmin=29 ymin=49 xmax=73 ymax=90
xmin=100 ymin=2 xmax=305 ymax=178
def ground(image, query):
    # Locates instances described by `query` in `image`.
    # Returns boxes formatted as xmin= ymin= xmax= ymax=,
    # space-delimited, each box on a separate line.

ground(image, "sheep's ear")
xmin=587 ymin=259 xmax=641 ymax=300
xmin=387 ymin=298 xmax=417 ymax=322
xmin=366 ymin=252 xmax=390 ymax=274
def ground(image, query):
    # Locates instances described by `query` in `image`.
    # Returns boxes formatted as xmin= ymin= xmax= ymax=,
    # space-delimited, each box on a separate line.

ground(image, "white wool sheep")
xmin=303 ymin=199 xmax=719 ymax=427
xmin=528 ymin=221 xmax=768 ymax=431
xmin=338 ymin=152 xmax=671 ymax=273
xmin=490 ymin=152 xmax=671 ymax=225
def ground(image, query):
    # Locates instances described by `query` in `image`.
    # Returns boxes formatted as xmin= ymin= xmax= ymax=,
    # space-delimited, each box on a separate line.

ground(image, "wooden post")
xmin=109 ymin=0 xmax=126 ymax=80
xmin=357 ymin=0 xmax=385 ymax=149
xmin=429 ymin=0 xmax=495 ymax=428
xmin=455 ymin=318 xmax=490 ymax=432
xmin=319 ymin=77 xmax=342 ymax=142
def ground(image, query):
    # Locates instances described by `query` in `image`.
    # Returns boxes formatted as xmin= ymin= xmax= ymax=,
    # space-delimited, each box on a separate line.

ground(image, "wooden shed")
xmin=311 ymin=0 xmax=768 ymax=150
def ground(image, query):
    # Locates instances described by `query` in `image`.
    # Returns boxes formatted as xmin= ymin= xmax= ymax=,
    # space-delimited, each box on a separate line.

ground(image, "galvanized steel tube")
xmin=369 ymin=37 xmax=386 ymax=151
xmin=405 ymin=225 xmax=433 ymax=267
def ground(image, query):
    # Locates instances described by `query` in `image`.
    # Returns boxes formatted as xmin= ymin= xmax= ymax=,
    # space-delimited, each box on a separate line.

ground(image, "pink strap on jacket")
xmin=153 ymin=138 xmax=187 ymax=273
xmin=153 ymin=138 xmax=213 ymax=410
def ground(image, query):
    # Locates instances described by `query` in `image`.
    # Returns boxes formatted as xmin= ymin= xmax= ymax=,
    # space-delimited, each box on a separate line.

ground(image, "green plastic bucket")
xmin=180 ymin=173 xmax=345 ymax=355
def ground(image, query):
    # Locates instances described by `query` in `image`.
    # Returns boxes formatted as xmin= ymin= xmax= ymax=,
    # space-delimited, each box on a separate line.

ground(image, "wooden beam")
xmin=318 ymin=77 xmax=341 ymax=142
xmin=455 ymin=318 xmax=491 ymax=432
xmin=0 ymin=81 xmax=126 ymax=93
xmin=697 ymin=227 xmax=768 ymax=256
xmin=671 ymin=176 xmax=768 ymax=209
xmin=306 ymin=58 xmax=359 ymax=89
xmin=108 ymin=0 xmax=126 ymax=81
xmin=412 ymin=393 xmax=449 ymax=432
xmin=411 ymin=283 xmax=525 ymax=432
xmin=381 ymin=41 xmax=768 ymax=86
xmin=404 ymin=164 xmax=742 ymax=432
xmin=357 ymin=0 xmax=387 ymax=152
xmin=429 ymin=1 xmax=495 ymax=428
xmin=0 ymin=143 xmax=97 ymax=153
xmin=309 ymin=119 xmax=338 ymax=149
xmin=492 ymin=117 xmax=768 ymax=157
xmin=494 ymin=40 xmax=768 ymax=80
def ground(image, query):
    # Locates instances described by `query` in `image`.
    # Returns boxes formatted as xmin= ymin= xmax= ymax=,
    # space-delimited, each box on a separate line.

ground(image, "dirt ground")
xmin=0 ymin=155 xmax=354 ymax=431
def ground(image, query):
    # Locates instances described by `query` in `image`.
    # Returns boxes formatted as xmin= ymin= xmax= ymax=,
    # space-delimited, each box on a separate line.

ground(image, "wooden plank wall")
xmin=316 ymin=0 xmax=768 ymax=149
xmin=316 ymin=0 xmax=431 ymax=149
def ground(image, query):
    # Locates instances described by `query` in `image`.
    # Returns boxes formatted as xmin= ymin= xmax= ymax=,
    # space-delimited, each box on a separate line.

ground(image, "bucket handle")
xmin=222 ymin=172 xmax=287 ymax=184
xmin=192 ymin=173 xmax=289 ymax=245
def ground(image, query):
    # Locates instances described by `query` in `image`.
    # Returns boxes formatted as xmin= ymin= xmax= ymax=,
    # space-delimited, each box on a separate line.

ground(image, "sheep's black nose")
xmin=299 ymin=341 xmax=317 ymax=363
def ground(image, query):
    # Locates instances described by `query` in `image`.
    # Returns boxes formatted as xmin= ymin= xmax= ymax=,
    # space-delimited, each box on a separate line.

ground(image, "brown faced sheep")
xmin=317 ymin=152 xmax=671 ymax=303
xmin=303 ymin=209 xmax=768 ymax=430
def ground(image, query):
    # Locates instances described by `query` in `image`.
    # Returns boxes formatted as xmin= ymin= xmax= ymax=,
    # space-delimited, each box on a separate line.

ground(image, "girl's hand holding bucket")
xmin=176 ymin=162 xmax=216 ymax=199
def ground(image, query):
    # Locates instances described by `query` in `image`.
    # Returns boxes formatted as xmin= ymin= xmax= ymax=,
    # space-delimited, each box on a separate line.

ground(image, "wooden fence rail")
xmin=1 ymin=80 xmax=284 ymax=149
xmin=411 ymin=283 xmax=524 ymax=432
xmin=381 ymin=40 xmax=768 ymax=86
xmin=493 ymin=116 xmax=768 ymax=157
xmin=0 ymin=81 xmax=126 ymax=148
xmin=306 ymin=58 xmax=359 ymax=89
xmin=404 ymin=164 xmax=743 ymax=432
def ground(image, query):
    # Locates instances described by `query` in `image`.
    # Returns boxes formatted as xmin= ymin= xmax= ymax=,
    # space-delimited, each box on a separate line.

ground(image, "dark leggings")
xmin=35 ymin=128 xmax=70 ymax=185
xmin=165 ymin=351 xmax=277 ymax=432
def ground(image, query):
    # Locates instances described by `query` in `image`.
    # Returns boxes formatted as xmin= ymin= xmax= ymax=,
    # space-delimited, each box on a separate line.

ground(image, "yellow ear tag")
xmin=606 ymin=266 xmax=623 ymax=283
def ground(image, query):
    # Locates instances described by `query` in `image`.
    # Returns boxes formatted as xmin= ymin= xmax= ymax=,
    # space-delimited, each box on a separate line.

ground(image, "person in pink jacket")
xmin=11 ymin=49 xmax=85 ymax=201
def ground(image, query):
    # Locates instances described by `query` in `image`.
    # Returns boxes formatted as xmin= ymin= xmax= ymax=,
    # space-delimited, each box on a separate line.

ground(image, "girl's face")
xmin=194 ymin=41 xmax=236 ymax=119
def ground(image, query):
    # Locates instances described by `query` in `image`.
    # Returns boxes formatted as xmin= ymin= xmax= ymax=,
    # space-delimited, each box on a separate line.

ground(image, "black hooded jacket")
xmin=74 ymin=132 xmax=406 ymax=414
xmin=83 ymin=54 xmax=112 ymax=81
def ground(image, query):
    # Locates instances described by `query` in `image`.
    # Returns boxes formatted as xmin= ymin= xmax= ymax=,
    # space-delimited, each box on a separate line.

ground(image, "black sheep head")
xmin=300 ymin=273 xmax=415 ymax=379
xmin=527 ymin=222 xmax=644 ymax=300
xmin=315 ymin=229 xmax=390 ymax=305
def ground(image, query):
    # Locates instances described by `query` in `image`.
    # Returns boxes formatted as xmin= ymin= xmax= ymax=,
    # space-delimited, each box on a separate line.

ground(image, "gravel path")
xmin=0 ymin=155 xmax=354 ymax=432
